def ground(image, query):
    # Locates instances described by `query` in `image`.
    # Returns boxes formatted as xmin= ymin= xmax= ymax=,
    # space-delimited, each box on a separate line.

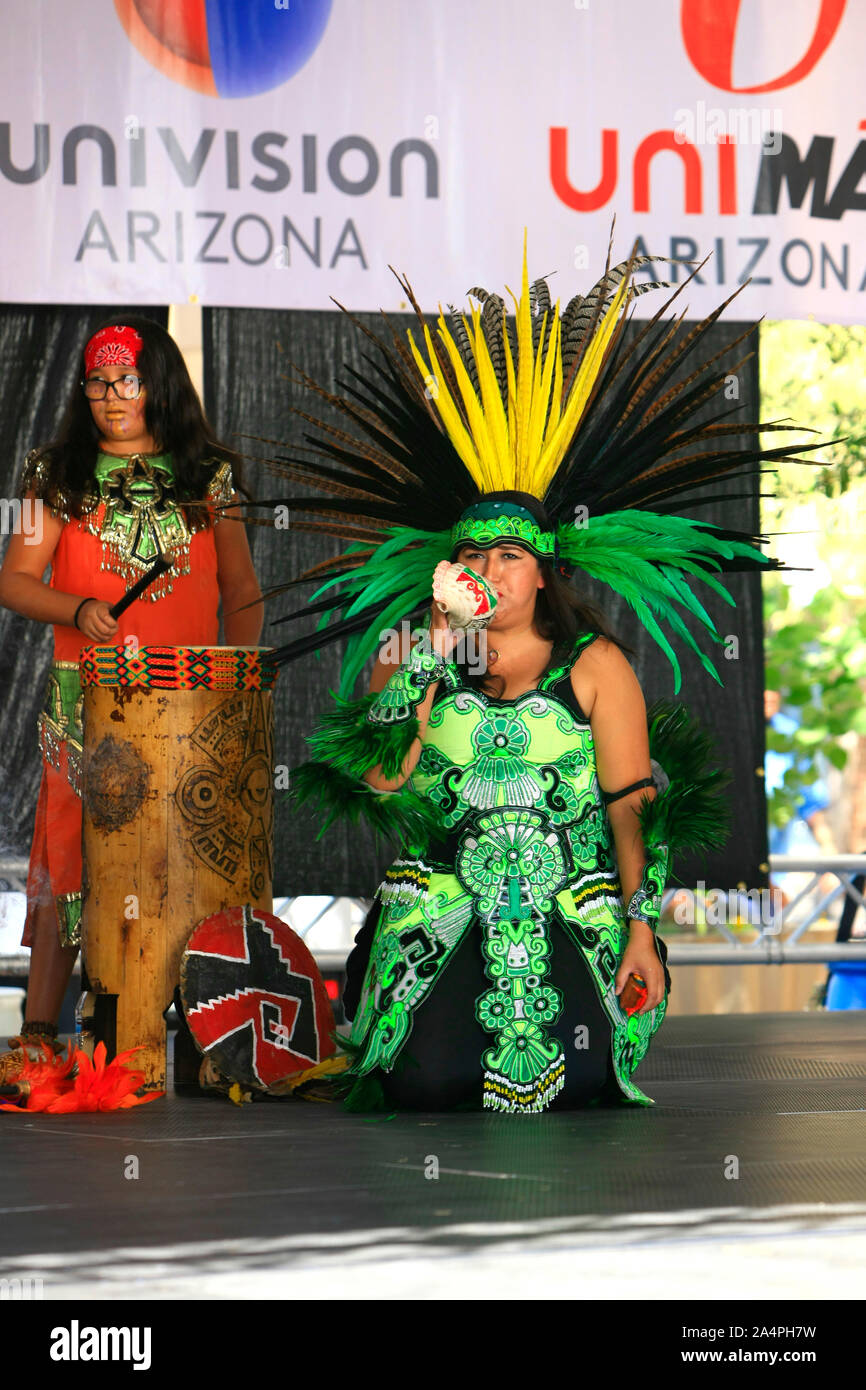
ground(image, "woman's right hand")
xmin=75 ymin=599 xmax=119 ymax=643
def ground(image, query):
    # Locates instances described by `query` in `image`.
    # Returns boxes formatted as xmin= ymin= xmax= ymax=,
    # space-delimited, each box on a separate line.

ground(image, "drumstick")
xmin=108 ymin=554 xmax=172 ymax=619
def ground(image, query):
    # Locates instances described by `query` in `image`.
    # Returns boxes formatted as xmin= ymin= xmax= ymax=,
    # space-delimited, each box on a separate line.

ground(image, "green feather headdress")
xmin=243 ymin=233 xmax=825 ymax=693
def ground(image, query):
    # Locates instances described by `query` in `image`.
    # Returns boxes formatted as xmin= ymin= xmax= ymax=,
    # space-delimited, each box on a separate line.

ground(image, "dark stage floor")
xmin=2 ymin=1011 xmax=865 ymax=1299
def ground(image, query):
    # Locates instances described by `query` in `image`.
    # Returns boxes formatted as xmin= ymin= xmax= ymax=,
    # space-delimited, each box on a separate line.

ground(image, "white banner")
xmin=0 ymin=0 xmax=863 ymax=322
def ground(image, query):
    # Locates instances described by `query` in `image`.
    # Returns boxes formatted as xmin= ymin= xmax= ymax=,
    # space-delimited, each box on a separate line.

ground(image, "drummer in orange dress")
xmin=0 ymin=318 xmax=263 ymax=1070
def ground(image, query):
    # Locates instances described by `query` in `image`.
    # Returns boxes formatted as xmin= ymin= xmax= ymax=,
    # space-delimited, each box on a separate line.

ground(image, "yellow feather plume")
xmin=407 ymin=235 xmax=632 ymax=498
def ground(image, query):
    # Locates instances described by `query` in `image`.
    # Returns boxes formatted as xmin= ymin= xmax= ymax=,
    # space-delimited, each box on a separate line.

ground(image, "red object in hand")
xmin=620 ymin=973 xmax=649 ymax=1016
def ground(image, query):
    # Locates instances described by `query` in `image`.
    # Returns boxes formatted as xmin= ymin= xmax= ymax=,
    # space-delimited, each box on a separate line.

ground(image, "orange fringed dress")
xmin=23 ymin=450 xmax=233 ymax=948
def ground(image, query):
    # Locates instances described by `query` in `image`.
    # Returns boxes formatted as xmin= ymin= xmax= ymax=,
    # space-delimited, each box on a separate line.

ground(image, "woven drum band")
xmin=79 ymin=645 xmax=279 ymax=691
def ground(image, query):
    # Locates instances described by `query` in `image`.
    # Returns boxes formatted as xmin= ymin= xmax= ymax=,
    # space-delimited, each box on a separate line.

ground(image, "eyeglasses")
xmin=82 ymin=374 xmax=144 ymax=400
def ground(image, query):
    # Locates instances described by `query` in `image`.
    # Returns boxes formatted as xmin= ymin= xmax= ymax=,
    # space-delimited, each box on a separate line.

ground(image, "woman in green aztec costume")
xmin=340 ymin=491 xmax=679 ymax=1112
xmin=253 ymin=237 xmax=822 ymax=1113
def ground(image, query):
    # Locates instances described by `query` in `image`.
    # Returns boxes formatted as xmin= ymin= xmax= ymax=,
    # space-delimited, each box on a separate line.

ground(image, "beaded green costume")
xmin=347 ymin=634 xmax=669 ymax=1111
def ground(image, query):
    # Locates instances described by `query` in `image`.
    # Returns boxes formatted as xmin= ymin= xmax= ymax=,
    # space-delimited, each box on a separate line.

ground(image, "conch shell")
xmin=432 ymin=562 xmax=497 ymax=630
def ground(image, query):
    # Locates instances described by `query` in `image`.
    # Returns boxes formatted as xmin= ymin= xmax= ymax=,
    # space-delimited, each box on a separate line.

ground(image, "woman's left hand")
xmin=615 ymin=921 xmax=666 ymax=1015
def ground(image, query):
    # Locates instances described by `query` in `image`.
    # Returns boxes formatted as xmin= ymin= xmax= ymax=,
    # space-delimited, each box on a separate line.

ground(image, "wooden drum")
xmin=79 ymin=645 xmax=279 ymax=1087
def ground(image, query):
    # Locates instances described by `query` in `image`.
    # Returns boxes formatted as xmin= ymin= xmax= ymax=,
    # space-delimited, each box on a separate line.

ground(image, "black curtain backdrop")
xmin=204 ymin=308 xmax=769 ymax=899
xmin=0 ymin=304 xmax=168 ymax=872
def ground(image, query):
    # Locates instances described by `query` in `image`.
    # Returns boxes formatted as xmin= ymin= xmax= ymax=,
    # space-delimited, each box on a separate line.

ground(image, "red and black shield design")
xmin=179 ymin=906 xmax=336 ymax=1089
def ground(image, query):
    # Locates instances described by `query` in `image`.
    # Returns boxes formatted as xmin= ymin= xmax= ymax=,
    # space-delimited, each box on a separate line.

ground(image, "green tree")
xmin=761 ymin=321 xmax=866 ymax=498
xmin=760 ymin=322 xmax=866 ymax=825
xmin=763 ymin=578 xmax=866 ymax=826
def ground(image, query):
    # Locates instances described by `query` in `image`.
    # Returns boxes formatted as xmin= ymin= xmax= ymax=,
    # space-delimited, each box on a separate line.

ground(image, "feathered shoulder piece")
xmin=19 ymin=447 xmax=80 ymax=520
xmin=641 ymin=700 xmax=732 ymax=860
xmin=244 ymin=232 xmax=826 ymax=694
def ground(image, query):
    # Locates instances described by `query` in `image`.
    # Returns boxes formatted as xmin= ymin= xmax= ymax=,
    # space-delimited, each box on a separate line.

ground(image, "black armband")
xmin=601 ymin=775 xmax=655 ymax=806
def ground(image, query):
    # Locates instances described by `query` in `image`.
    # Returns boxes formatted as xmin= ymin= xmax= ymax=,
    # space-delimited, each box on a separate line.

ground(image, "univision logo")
xmin=113 ymin=0 xmax=333 ymax=98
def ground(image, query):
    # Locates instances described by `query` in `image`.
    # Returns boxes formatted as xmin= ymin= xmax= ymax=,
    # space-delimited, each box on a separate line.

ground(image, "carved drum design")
xmin=79 ymin=645 xmax=278 ymax=1087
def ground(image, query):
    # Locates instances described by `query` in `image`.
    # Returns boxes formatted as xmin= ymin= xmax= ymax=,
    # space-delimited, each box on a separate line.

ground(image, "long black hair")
xmin=452 ymin=489 xmax=633 ymax=693
xmin=22 ymin=315 xmax=250 ymax=526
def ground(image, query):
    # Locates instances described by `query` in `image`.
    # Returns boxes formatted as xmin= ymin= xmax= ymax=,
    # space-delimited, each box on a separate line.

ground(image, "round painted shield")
xmin=179 ymin=906 xmax=336 ymax=1090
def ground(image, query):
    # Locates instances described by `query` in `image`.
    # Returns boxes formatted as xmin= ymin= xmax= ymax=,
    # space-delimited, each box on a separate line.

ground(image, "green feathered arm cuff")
xmin=365 ymin=632 xmax=448 ymax=726
xmin=289 ymin=761 xmax=443 ymax=847
xmin=306 ymin=692 xmax=420 ymax=781
xmin=294 ymin=635 xmax=451 ymax=838
xmin=625 ymin=846 xmax=670 ymax=930
xmin=304 ymin=635 xmax=447 ymax=784
xmin=626 ymin=700 xmax=732 ymax=929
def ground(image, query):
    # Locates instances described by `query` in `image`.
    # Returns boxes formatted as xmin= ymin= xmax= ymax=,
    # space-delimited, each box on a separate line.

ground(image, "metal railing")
xmin=2 ymin=858 xmax=865 ymax=974
xmin=268 ymin=860 xmax=866 ymax=968
xmin=663 ymin=855 xmax=866 ymax=964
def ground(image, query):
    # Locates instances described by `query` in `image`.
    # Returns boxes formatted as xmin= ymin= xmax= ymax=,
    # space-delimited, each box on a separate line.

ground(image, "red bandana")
xmin=84 ymin=325 xmax=143 ymax=375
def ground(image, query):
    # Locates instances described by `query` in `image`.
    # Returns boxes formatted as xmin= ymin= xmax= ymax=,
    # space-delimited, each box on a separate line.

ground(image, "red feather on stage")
xmin=0 ymin=1041 xmax=163 ymax=1112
